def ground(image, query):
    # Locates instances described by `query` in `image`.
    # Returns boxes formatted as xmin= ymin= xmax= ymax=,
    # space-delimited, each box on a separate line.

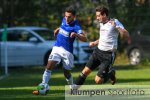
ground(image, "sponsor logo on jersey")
xmin=59 ymin=28 xmax=69 ymax=37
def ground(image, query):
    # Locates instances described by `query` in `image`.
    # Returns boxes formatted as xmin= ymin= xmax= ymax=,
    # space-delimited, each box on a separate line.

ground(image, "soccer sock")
xmin=42 ymin=69 xmax=51 ymax=84
xmin=66 ymin=75 xmax=73 ymax=85
xmin=75 ymin=73 xmax=87 ymax=85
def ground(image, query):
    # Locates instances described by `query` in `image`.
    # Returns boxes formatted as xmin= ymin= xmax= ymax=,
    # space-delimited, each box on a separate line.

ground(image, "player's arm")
xmin=111 ymin=20 xmax=130 ymax=39
xmin=54 ymin=27 xmax=60 ymax=37
xmin=75 ymin=33 xmax=87 ymax=42
xmin=117 ymin=27 xmax=130 ymax=39
xmin=70 ymin=32 xmax=87 ymax=42
xmin=89 ymin=39 xmax=99 ymax=47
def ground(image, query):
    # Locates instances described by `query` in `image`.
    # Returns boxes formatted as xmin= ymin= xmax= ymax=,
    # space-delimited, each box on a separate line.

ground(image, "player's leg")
xmin=75 ymin=66 xmax=92 ymax=85
xmin=95 ymin=51 xmax=116 ymax=85
xmin=42 ymin=47 xmax=62 ymax=84
xmin=108 ymin=67 xmax=116 ymax=85
xmin=62 ymin=49 xmax=74 ymax=88
xmin=108 ymin=52 xmax=116 ymax=85
xmin=33 ymin=47 xmax=61 ymax=95
xmin=34 ymin=60 xmax=57 ymax=95
xmin=95 ymin=50 xmax=115 ymax=84
xmin=95 ymin=63 xmax=109 ymax=84
xmin=63 ymin=68 xmax=73 ymax=87
xmin=96 ymin=66 xmax=116 ymax=85
xmin=95 ymin=75 xmax=103 ymax=84
xmin=75 ymin=48 xmax=100 ymax=85
xmin=42 ymin=60 xmax=58 ymax=84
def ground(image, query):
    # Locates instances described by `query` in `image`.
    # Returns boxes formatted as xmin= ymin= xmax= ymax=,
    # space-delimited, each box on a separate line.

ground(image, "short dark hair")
xmin=65 ymin=6 xmax=76 ymax=16
xmin=96 ymin=6 xmax=109 ymax=16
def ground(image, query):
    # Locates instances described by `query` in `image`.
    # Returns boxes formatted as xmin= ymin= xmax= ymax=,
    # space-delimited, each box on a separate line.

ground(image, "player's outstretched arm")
xmin=70 ymin=32 xmax=87 ymax=42
xmin=54 ymin=27 xmax=60 ymax=37
xmin=89 ymin=39 xmax=99 ymax=47
xmin=111 ymin=20 xmax=130 ymax=39
xmin=117 ymin=28 xmax=130 ymax=39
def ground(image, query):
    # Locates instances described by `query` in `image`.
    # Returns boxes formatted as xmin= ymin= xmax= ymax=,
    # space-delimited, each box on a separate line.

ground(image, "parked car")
xmin=0 ymin=26 xmax=93 ymax=67
xmin=126 ymin=24 xmax=150 ymax=65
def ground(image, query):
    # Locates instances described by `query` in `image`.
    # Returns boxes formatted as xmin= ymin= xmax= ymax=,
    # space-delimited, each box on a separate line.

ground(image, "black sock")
xmin=75 ymin=73 xmax=87 ymax=85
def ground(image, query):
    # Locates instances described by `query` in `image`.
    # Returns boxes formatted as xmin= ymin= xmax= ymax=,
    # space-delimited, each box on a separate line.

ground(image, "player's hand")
xmin=70 ymin=32 xmax=76 ymax=38
xmin=89 ymin=42 xmax=96 ymax=47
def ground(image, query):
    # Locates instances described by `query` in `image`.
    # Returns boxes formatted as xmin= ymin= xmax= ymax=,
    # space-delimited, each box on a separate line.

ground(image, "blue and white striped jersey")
xmin=55 ymin=17 xmax=83 ymax=53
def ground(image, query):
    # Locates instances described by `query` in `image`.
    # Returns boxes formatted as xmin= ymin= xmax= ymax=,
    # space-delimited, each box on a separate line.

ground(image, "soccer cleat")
xmin=32 ymin=90 xmax=39 ymax=95
xmin=36 ymin=83 xmax=50 ymax=95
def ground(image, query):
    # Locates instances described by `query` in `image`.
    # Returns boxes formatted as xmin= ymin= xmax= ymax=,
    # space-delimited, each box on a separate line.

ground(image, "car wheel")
xmin=128 ymin=48 xmax=142 ymax=65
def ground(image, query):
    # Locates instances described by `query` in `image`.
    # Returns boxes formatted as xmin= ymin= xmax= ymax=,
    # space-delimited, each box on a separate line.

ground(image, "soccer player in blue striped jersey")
xmin=33 ymin=6 xmax=87 ymax=95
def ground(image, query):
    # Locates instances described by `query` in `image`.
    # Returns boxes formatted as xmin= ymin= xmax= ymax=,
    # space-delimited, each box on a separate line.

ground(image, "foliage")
xmin=0 ymin=0 xmax=150 ymax=39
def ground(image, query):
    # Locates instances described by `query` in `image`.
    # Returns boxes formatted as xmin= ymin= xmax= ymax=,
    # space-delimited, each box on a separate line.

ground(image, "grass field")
xmin=0 ymin=64 xmax=150 ymax=100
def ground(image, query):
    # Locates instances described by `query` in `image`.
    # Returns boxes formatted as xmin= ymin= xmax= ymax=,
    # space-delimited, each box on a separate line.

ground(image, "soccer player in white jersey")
xmin=33 ymin=6 xmax=87 ymax=94
xmin=74 ymin=5 xmax=130 ymax=86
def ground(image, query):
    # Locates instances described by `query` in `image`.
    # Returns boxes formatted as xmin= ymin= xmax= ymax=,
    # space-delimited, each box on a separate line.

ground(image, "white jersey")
xmin=98 ymin=19 xmax=124 ymax=51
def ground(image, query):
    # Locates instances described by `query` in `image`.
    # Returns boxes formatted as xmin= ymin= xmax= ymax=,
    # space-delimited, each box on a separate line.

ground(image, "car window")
xmin=7 ymin=30 xmax=33 ymax=42
xmin=7 ymin=30 xmax=20 ymax=41
xmin=140 ymin=25 xmax=150 ymax=36
xmin=17 ymin=30 xmax=32 ymax=41
xmin=33 ymin=29 xmax=54 ymax=40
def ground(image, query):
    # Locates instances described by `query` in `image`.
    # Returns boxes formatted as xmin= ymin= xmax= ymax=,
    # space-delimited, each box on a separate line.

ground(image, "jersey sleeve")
xmin=76 ymin=28 xmax=83 ymax=34
xmin=115 ymin=19 xmax=124 ymax=29
xmin=75 ymin=21 xmax=83 ymax=34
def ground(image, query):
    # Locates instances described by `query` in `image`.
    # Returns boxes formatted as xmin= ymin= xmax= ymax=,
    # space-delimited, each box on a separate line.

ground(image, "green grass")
xmin=0 ymin=64 xmax=150 ymax=100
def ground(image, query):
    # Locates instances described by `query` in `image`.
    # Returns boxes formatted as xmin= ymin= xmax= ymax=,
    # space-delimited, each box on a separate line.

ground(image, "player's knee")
xmin=82 ymin=66 xmax=91 ymax=76
xmin=46 ymin=64 xmax=53 ymax=70
xmin=46 ymin=61 xmax=57 ymax=70
xmin=95 ymin=75 xmax=103 ymax=84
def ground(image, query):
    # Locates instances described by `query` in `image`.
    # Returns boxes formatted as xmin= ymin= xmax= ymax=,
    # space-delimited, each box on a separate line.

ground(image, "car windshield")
xmin=33 ymin=29 xmax=54 ymax=40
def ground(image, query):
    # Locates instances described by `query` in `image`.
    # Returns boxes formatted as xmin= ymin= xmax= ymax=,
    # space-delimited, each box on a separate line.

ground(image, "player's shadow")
xmin=114 ymin=64 xmax=139 ymax=70
xmin=117 ymin=78 xmax=150 ymax=84
xmin=78 ymin=78 xmax=150 ymax=85
xmin=0 ymin=89 xmax=65 ymax=99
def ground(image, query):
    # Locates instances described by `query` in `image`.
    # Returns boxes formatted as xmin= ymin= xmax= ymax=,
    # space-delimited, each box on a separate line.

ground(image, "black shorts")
xmin=86 ymin=48 xmax=116 ymax=78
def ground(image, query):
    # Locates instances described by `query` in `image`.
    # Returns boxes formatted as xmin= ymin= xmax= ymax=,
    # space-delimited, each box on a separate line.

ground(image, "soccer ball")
xmin=37 ymin=83 xmax=50 ymax=95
